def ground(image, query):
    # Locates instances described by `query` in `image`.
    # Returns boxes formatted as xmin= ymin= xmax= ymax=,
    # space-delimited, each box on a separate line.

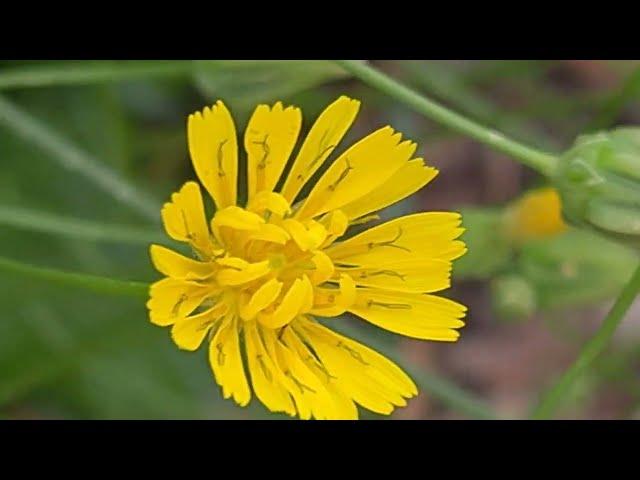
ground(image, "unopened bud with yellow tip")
xmin=502 ymin=187 xmax=567 ymax=244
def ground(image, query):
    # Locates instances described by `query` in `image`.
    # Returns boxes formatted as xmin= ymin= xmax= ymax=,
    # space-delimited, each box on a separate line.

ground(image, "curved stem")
xmin=335 ymin=60 xmax=560 ymax=178
xmin=0 ymin=255 xmax=148 ymax=298
xmin=531 ymin=263 xmax=640 ymax=419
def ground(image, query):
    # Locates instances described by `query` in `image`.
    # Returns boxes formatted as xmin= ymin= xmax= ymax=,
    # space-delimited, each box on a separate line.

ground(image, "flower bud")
xmin=555 ymin=128 xmax=640 ymax=249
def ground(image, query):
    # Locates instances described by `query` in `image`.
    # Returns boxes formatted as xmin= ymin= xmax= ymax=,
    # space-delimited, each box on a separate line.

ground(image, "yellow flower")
xmin=503 ymin=187 xmax=567 ymax=244
xmin=147 ymin=96 xmax=467 ymax=419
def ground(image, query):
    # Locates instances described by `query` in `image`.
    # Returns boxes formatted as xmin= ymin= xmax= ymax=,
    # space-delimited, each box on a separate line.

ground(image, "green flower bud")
xmin=491 ymin=274 xmax=537 ymax=322
xmin=555 ymin=128 xmax=640 ymax=249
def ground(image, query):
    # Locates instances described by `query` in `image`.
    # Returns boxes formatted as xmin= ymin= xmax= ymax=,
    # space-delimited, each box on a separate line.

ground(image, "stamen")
xmin=180 ymin=210 xmax=195 ymax=242
xmin=285 ymin=370 xmax=316 ymax=394
xmin=257 ymin=354 xmax=273 ymax=382
xmin=366 ymin=300 xmax=412 ymax=310
xmin=252 ymin=134 xmax=270 ymax=170
xmin=216 ymin=343 xmax=226 ymax=366
xmin=306 ymin=130 xmax=335 ymax=172
xmin=368 ymin=269 xmax=406 ymax=281
xmin=217 ymin=139 xmax=228 ymax=177
xmin=306 ymin=355 xmax=337 ymax=381
xmin=171 ymin=294 xmax=188 ymax=317
xmin=328 ymin=158 xmax=353 ymax=192
xmin=337 ymin=341 xmax=369 ymax=365
xmin=367 ymin=227 xmax=411 ymax=252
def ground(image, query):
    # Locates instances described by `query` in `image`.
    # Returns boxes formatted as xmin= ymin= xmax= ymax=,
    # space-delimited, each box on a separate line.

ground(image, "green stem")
xmin=0 ymin=205 xmax=166 ymax=245
xmin=0 ymin=61 xmax=197 ymax=90
xmin=0 ymin=255 xmax=148 ymax=298
xmin=335 ymin=60 xmax=560 ymax=178
xmin=531 ymin=263 xmax=640 ymax=419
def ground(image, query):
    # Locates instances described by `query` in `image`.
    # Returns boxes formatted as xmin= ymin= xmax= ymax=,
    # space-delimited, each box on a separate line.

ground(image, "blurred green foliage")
xmin=1 ymin=60 xmax=639 ymax=419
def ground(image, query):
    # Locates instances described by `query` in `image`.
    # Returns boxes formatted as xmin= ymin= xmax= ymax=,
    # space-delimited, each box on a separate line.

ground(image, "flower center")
xmin=198 ymin=192 xmax=351 ymax=329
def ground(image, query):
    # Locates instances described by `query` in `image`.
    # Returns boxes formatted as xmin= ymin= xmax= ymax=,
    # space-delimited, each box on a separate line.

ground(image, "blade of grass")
xmin=0 ymin=205 xmax=168 ymax=245
xmin=0 ymin=94 xmax=160 ymax=221
xmin=0 ymin=61 xmax=198 ymax=90
xmin=0 ymin=60 xmax=346 ymax=91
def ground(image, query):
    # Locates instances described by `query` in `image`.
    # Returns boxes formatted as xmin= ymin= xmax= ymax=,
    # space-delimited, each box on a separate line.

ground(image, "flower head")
xmin=148 ymin=96 xmax=467 ymax=419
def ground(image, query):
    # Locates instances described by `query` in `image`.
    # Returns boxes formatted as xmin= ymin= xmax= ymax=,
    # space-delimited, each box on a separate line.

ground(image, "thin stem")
xmin=335 ymin=60 xmax=560 ymax=178
xmin=0 ymin=94 xmax=160 ymax=221
xmin=531 ymin=263 xmax=640 ymax=419
xmin=0 ymin=255 xmax=148 ymax=298
xmin=0 ymin=205 xmax=167 ymax=245
xmin=0 ymin=61 xmax=197 ymax=90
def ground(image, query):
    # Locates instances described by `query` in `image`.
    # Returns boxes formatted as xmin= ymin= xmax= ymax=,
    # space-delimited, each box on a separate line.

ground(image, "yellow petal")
xmin=261 ymin=328 xmax=312 ymax=420
xmin=258 ymin=278 xmax=310 ymax=329
xmin=188 ymin=101 xmax=238 ymax=208
xmin=212 ymin=206 xmax=265 ymax=231
xmin=318 ymin=209 xmax=349 ymax=246
xmin=147 ymin=278 xmax=212 ymax=326
xmin=338 ymin=258 xmax=452 ymax=293
xmin=263 ymin=328 xmax=335 ymax=420
xmin=244 ymin=322 xmax=296 ymax=415
xmin=160 ymin=181 xmax=218 ymax=256
xmin=281 ymin=219 xmax=327 ymax=252
xmin=341 ymin=158 xmax=438 ymax=221
xmin=239 ymin=278 xmax=283 ymax=320
xmin=149 ymin=244 xmax=214 ymax=280
xmin=217 ymin=260 xmax=270 ymax=286
xmin=209 ymin=315 xmax=251 ymax=406
xmin=309 ymin=250 xmax=335 ymax=285
xmin=349 ymin=288 xmax=467 ymax=341
xmin=245 ymin=102 xmax=302 ymax=199
xmin=247 ymin=223 xmax=291 ymax=245
xmin=247 ymin=191 xmax=292 ymax=217
xmin=280 ymin=96 xmax=360 ymax=204
xmin=295 ymin=127 xmax=416 ymax=219
xmin=171 ymin=303 xmax=227 ymax=351
xmin=281 ymin=326 xmax=358 ymax=420
xmin=326 ymin=212 xmax=466 ymax=265
xmin=297 ymin=319 xmax=416 ymax=415
xmin=310 ymin=274 xmax=356 ymax=317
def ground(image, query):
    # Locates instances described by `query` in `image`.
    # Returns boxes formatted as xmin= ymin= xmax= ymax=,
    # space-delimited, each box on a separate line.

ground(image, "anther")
xmin=252 ymin=134 xmax=270 ymax=170
xmin=337 ymin=341 xmax=369 ymax=365
xmin=217 ymin=139 xmax=228 ymax=177
xmin=285 ymin=371 xmax=316 ymax=394
xmin=328 ymin=158 xmax=353 ymax=192
xmin=366 ymin=300 xmax=412 ymax=310
xmin=171 ymin=294 xmax=188 ymax=317
xmin=216 ymin=343 xmax=226 ymax=366
xmin=367 ymin=227 xmax=411 ymax=252
xmin=257 ymin=354 xmax=272 ymax=382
